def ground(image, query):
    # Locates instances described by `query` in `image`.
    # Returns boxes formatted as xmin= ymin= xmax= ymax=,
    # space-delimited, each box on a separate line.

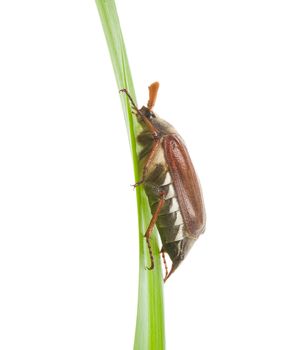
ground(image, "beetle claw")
xmin=145 ymin=264 xmax=154 ymax=271
xmin=132 ymin=180 xmax=144 ymax=188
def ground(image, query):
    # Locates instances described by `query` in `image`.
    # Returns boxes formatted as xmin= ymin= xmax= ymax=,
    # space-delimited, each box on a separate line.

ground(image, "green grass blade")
xmin=95 ymin=1 xmax=165 ymax=349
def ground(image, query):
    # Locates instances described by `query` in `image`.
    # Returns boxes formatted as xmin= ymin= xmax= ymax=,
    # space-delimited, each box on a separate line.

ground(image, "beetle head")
xmin=139 ymin=106 xmax=156 ymax=120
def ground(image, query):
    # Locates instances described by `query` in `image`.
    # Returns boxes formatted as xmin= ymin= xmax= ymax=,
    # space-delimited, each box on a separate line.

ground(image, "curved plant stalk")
xmin=95 ymin=1 xmax=165 ymax=349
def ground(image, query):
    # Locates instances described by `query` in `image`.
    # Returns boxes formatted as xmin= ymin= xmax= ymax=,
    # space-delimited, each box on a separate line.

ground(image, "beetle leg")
xmin=120 ymin=89 xmax=159 ymax=138
xmin=133 ymin=138 xmax=161 ymax=188
xmin=119 ymin=88 xmax=140 ymax=112
xmin=145 ymin=238 xmax=154 ymax=271
xmin=121 ymin=87 xmax=161 ymax=187
xmin=132 ymin=179 xmax=144 ymax=188
xmin=144 ymin=192 xmax=165 ymax=270
xmin=161 ymin=250 xmax=169 ymax=281
xmin=131 ymin=105 xmax=141 ymax=117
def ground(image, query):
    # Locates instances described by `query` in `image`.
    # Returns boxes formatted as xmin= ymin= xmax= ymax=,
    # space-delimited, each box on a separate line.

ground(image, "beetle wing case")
xmin=163 ymin=134 xmax=206 ymax=238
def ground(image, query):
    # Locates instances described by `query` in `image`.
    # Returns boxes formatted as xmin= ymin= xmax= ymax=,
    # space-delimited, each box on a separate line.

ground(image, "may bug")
xmin=120 ymin=82 xmax=206 ymax=281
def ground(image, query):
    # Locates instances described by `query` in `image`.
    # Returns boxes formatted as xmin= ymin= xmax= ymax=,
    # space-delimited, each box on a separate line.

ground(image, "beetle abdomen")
xmin=150 ymin=184 xmax=187 ymax=242
xmin=140 ymin=144 xmax=189 ymax=246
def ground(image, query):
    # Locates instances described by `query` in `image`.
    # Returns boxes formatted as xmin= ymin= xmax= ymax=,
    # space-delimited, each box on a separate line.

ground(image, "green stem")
xmin=95 ymin=1 xmax=165 ymax=349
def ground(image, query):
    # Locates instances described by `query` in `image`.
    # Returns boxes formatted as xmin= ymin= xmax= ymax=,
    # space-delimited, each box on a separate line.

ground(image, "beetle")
xmin=120 ymin=82 xmax=206 ymax=281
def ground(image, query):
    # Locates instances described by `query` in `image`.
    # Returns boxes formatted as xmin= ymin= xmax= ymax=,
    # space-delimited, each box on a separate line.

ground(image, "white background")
xmin=1 ymin=1 xmax=305 ymax=349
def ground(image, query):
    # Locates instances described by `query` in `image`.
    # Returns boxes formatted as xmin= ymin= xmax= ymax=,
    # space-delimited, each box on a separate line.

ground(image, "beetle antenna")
xmin=147 ymin=82 xmax=160 ymax=110
xmin=145 ymin=237 xmax=154 ymax=271
xmin=119 ymin=88 xmax=140 ymax=113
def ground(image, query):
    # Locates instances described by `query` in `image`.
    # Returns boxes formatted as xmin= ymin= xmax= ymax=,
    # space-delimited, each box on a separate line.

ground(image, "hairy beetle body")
xmin=120 ymin=82 xmax=206 ymax=281
xmin=138 ymin=113 xmax=206 ymax=277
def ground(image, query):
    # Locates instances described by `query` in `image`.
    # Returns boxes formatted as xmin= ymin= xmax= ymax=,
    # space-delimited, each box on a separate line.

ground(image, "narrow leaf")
xmin=95 ymin=1 xmax=166 ymax=349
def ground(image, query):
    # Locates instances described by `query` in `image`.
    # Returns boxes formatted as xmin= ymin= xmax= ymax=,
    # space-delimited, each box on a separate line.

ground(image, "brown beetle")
xmin=120 ymin=82 xmax=206 ymax=281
